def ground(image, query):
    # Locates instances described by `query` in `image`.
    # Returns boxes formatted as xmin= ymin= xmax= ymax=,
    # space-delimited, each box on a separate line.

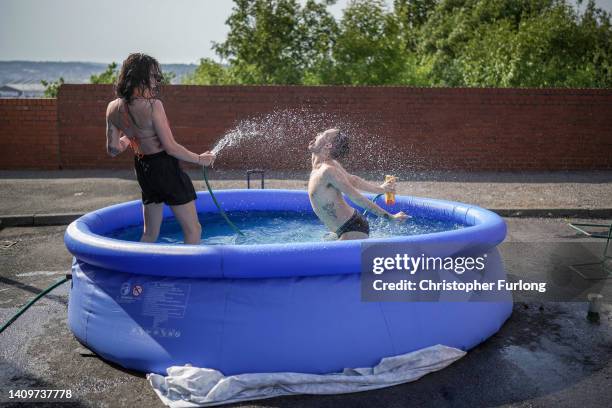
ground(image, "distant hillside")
xmin=0 ymin=61 xmax=197 ymax=86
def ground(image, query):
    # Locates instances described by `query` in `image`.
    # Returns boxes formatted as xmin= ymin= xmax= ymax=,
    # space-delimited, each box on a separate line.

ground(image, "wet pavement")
xmin=1 ymin=218 xmax=611 ymax=407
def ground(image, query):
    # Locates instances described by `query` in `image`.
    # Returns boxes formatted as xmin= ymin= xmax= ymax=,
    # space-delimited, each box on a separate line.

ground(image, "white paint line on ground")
xmin=15 ymin=270 xmax=68 ymax=277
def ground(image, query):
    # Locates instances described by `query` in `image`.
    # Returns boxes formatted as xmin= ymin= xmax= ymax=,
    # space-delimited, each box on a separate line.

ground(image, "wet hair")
xmin=115 ymin=53 xmax=163 ymax=103
xmin=329 ymin=130 xmax=349 ymax=159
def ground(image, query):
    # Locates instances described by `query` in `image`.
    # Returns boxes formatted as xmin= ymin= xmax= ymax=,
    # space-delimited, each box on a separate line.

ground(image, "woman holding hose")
xmin=105 ymin=53 xmax=215 ymax=244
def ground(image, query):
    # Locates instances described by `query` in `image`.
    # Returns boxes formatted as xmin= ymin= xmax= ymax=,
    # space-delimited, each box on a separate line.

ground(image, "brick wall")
xmin=0 ymin=99 xmax=58 ymax=169
xmin=2 ymin=85 xmax=611 ymax=170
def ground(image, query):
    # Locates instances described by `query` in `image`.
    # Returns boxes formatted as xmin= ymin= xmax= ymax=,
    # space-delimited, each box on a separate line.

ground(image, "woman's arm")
xmin=105 ymin=113 xmax=129 ymax=157
xmin=151 ymin=99 xmax=214 ymax=166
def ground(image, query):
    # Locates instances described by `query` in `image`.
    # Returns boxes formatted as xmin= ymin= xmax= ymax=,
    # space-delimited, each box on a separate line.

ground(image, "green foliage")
xmin=183 ymin=58 xmax=234 ymax=85
xmin=187 ymin=0 xmax=612 ymax=87
xmin=90 ymin=62 xmax=119 ymax=84
xmin=394 ymin=0 xmax=437 ymax=52
xmin=41 ymin=77 xmax=64 ymax=98
xmin=160 ymin=71 xmax=176 ymax=85
xmin=207 ymin=0 xmax=338 ymax=84
xmin=90 ymin=61 xmax=176 ymax=85
xmin=321 ymin=0 xmax=406 ymax=84
xmin=415 ymin=0 xmax=612 ymax=87
xmin=296 ymin=0 xmax=339 ymax=83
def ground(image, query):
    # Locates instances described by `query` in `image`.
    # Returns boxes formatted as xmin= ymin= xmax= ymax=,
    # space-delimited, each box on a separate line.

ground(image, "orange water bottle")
xmin=384 ymin=175 xmax=396 ymax=205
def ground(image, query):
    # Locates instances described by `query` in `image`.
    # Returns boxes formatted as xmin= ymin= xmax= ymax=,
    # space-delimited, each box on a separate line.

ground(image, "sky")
xmin=1 ymin=0 xmax=611 ymax=64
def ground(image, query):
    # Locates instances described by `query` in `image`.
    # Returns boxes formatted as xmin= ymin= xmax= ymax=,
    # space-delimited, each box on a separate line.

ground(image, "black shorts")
xmin=134 ymin=151 xmax=197 ymax=206
xmin=336 ymin=210 xmax=370 ymax=237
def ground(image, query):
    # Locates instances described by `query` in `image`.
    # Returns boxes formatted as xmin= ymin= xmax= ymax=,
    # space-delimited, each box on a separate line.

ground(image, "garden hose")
xmin=202 ymin=166 xmax=244 ymax=236
xmin=1 ymin=166 xmax=242 ymax=334
xmin=0 ymin=275 xmax=71 ymax=335
xmin=363 ymin=193 xmax=385 ymax=216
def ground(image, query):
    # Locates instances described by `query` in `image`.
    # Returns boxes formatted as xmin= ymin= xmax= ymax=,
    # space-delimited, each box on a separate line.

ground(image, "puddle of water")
xmin=500 ymin=335 xmax=588 ymax=391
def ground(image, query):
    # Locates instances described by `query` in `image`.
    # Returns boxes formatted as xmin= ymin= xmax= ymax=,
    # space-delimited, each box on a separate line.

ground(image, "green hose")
xmin=202 ymin=166 xmax=244 ymax=236
xmin=1 ymin=169 xmax=242 ymax=334
xmin=0 ymin=275 xmax=71 ymax=335
xmin=363 ymin=193 xmax=385 ymax=216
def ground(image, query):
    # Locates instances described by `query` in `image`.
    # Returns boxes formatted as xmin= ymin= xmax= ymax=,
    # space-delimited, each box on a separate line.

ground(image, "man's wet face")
xmin=308 ymin=132 xmax=324 ymax=152
xmin=309 ymin=129 xmax=338 ymax=153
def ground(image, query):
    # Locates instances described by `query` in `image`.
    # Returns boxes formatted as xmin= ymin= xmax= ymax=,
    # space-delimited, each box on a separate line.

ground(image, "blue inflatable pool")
xmin=64 ymin=189 xmax=512 ymax=375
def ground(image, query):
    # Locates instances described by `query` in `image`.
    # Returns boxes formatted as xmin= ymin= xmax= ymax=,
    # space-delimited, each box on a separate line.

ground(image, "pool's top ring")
xmin=64 ymin=189 xmax=506 ymax=279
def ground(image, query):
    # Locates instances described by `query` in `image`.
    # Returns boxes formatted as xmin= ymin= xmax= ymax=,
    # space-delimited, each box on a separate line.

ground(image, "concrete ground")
xmin=1 ymin=171 xmax=611 ymax=407
xmin=1 ymin=170 xmax=611 ymax=215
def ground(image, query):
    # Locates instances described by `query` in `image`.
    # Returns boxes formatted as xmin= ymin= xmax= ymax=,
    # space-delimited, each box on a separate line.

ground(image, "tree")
xmin=160 ymin=71 xmax=176 ymax=85
xmin=182 ymin=58 xmax=233 ymax=85
xmin=394 ymin=0 xmax=437 ymax=51
xmin=91 ymin=61 xmax=176 ymax=85
xmin=577 ymin=0 xmax=612 ymax=87
xmin=297 ymin=0 xmax=339 ymax=84
xmin=213 ymin=0 xmax=302 ymax=84
xmin=416 ymin=0 xmax=612 ymax=87
xmin=41 ymin=77 xmax=64 ymax=98
xmin=208 ymin=0 xmax=338 ymax=84
xmin=188 ymin=0 xmax=612 ymax=87
xmin=322 ymin=0 xmax=406 ymax=85
xmin=90 ymin=62 xmax=119 ymax=84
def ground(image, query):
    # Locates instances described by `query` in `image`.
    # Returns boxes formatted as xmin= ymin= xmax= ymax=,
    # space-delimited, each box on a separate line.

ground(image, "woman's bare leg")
xmin=170 ymin=201 xmax=202 ymax=244
xmin=141 ymin=203 xmax=164 ymax=243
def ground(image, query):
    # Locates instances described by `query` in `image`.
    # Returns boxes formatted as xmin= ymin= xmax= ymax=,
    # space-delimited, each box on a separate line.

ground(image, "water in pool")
xmin=108 ymin=211 xmax=464 ymax=245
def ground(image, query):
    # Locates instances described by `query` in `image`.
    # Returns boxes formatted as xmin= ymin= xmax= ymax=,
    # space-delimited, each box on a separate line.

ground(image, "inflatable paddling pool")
xmin=64 ymin=189 xmax=512 ymax=375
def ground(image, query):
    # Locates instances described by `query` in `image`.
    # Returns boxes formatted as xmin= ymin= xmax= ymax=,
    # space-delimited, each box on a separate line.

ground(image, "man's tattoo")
xmin=382 ymin=212 xmax=391 ymax=220
xmin=322 ymin=202 xmax=337 ymax=219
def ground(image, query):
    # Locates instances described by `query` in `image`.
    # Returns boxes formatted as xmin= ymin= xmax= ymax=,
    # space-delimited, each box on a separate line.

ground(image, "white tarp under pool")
xmin=147 ymin=344 xmax=466 ymax=407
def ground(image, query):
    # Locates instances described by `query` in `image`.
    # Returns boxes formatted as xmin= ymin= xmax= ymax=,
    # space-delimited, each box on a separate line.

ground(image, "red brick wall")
xmin=0 ymin=99 xmax=58 ymax=169
xmin=2 ymin=85 xmax=611 ymax=170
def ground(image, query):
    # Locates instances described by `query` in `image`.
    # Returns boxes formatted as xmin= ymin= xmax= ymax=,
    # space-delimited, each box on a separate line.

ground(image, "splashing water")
xmin=108 ymin=210 xmax=464 ymax=245
xmin=209 ymin=108 xmax=406 ymax=172
xmin=210 ymin=108 xmax=338 ymax=158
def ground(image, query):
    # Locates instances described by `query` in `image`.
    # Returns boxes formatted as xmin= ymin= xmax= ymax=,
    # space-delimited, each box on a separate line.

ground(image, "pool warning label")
xmin=141 ymin=282 xmax=191 ymax=327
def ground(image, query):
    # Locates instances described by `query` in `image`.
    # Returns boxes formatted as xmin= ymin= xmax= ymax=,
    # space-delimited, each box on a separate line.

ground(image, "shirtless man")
xmin=308 ymin=128 xmax=408 ymax=240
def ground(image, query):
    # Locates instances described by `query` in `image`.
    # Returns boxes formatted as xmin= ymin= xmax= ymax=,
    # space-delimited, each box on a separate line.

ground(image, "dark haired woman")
xmin=105 ymin=53 xmax=214 ymax=245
